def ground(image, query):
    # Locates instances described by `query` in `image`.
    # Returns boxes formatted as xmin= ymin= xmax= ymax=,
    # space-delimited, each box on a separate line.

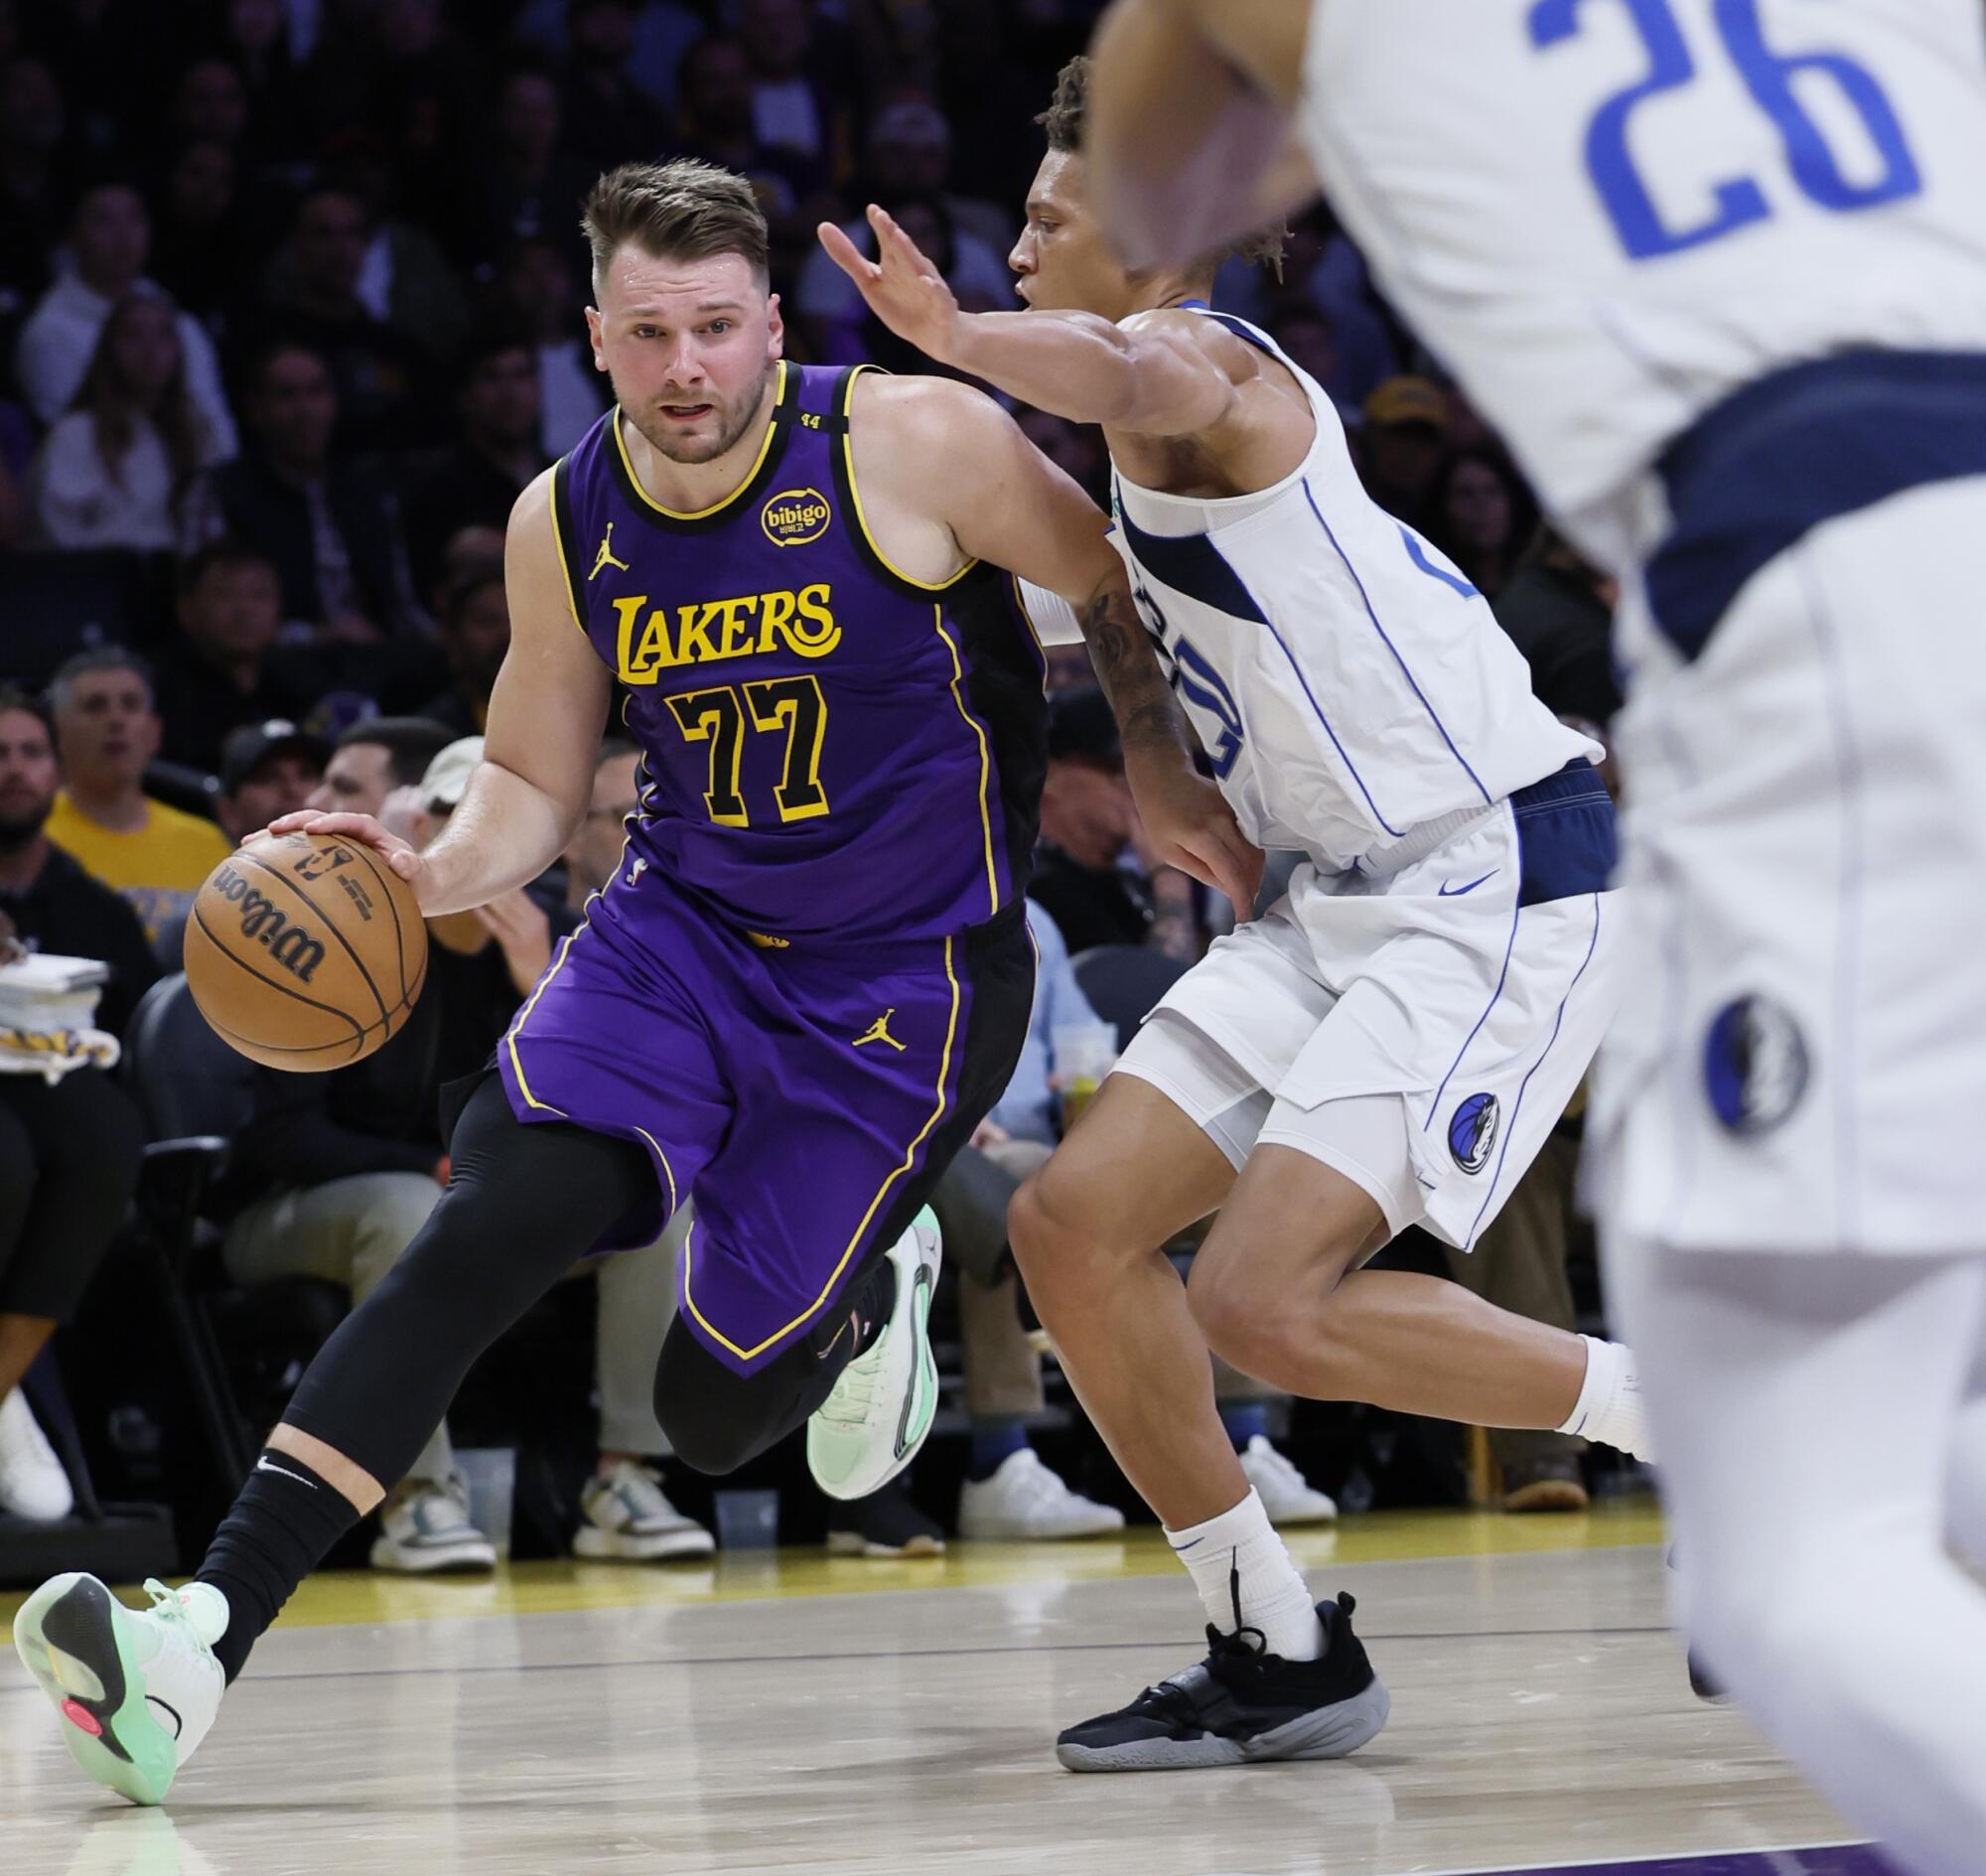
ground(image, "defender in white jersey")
xmin=1081 ymin=1 xmax=1986 ymax=1865
xmin=820 ymin=57 xmax=1649 ymax=1773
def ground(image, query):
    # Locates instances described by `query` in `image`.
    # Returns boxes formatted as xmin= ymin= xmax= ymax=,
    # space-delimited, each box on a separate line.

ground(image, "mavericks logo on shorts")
xmin=761 ymin=487 xmax=832 ymax=547
xmin=1448 ymin=1091 xmax=1499 ymax=1174
xmin=1703 ymin=994 xmax=1808 ymax=1135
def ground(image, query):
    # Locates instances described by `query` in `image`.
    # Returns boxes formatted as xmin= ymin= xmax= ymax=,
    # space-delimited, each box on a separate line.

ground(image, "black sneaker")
xmin=824 ymin=1479 xmax=945 ymax=1558
xmin=1056 ymin=1586 xmax=1389 ymax=1772
xmin=1687 ymin=1650 xmax=1728 ymax=1703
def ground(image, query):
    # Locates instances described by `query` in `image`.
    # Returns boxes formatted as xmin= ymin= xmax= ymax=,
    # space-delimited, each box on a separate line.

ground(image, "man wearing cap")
xmin=215 ymin=721 xmax=329 ymax=847
xmin=1030 ymin=686 xmax=1200 ymax=962
xmin=1357 ymin=374 xmax=1450 ymax=529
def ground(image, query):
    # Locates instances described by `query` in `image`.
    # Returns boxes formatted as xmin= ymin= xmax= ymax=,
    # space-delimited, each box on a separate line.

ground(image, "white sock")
xmin=1558 ymin=1335 xmax=1652 ymax=1460
xmin=1164 ymin=1487 xmax=1323 ymax=1660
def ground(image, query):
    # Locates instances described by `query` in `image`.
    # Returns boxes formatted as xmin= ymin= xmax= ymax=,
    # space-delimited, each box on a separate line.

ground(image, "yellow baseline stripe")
xmin=682 ymin=936 xmax=962 ymax=1363
xmin=0 ymin=1504 xmax=1668 ymax=1635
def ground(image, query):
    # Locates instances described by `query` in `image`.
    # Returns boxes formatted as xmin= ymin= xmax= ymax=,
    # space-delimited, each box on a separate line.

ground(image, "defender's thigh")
xmin=1599 ymin=479 xmax=1986 ymax=1256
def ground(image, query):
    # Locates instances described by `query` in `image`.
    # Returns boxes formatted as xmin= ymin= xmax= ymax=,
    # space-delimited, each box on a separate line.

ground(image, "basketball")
xmin=183 ymin=829 xmax=427 ymax=1072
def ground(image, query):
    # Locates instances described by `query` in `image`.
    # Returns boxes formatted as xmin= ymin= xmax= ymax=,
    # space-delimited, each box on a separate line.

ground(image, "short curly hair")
xmin=1036 ymin=56 xmax=1286 ymax=277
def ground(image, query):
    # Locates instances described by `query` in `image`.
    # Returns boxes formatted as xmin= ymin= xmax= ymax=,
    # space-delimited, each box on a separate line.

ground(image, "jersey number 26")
xmin=1530 ymin=0 xmax=1922 ymax=261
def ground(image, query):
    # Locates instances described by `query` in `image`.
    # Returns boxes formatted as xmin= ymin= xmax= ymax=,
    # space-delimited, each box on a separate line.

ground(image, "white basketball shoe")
xmin=806 ymin=1208 xmax=941 ymax=1502
xmin=13 ymin=1574 xmax=228 ymax=1805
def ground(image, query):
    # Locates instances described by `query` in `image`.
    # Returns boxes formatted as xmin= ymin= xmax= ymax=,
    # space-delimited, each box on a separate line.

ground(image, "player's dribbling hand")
xmin=817 ymin=204 xmax=962 ymax=363
xmin=261 ymin=809 xmax=426 ymax=889
xmin=1124 ymin=756 xmax=1265 ymax=920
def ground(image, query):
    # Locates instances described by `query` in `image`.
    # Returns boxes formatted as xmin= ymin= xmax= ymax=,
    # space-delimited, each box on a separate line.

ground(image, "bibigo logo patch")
xmin=761 ymin=487 xmax=832 ymax=547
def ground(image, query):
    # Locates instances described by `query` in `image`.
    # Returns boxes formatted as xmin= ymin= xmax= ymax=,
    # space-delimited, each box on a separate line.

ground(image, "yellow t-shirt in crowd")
xmin=46 ymin=791 xmax=231 ymax=942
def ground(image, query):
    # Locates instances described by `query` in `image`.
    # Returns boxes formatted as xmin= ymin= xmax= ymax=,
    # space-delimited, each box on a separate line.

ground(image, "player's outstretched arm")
xmin=1084 ymin=0 xmax=1315 ymax=270
xmin=819 ymin=205 xmax=1237 ymax=437
xmin=895 ymin=378 xmax=1264 ymax=912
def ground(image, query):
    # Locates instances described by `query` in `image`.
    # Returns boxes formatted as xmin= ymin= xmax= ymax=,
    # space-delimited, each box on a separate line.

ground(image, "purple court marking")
xmin=1473 ymin=1848 xmax=1892 ymax=1876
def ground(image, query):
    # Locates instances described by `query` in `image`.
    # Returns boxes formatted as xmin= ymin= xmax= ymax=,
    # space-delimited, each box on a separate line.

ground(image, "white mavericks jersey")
xmin=1086 ymin=308 xmax=1592 ymax=876
xmin=1298 ymin=0 xmax=1986 ymax=567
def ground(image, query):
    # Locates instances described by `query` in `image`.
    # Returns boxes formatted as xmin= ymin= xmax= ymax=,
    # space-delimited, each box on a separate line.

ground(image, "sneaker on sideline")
xmin=0 ymin=1386 xmax=74 ymax=1521
xmin=574 ymin=1460 xmax=715 ymax=1561
xmin=825 ymin=1479 xmax=945 ymax=1558
xmin=368 ymin=1472 xmax=496 ymax=1574
xmin=957 ymin=1448 xmax=1125 ymax=1540
xmin=1237 ymin=1435 xmax=1338 ymax=1525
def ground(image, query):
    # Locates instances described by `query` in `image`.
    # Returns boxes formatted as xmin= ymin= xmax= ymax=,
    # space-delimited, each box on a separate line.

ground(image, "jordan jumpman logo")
xmin=853 ymin=1009 xmax=906 ymax=1052
xmin=589 ymin=520 xmax=630 ymax=581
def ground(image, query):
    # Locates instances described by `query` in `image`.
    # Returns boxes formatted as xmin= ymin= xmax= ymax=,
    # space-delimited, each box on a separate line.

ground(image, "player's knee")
xmin=1186 ymin=1254 xmax=1362 ymax=1395
xmin=651 ymin=1382 xmax=759 ymax=1478
xmin=1007 ymin=1169 xmax=1089 ymax=1292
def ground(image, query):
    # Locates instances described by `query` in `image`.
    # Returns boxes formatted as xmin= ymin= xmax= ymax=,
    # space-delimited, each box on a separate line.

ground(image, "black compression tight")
xmin=281 ymin=1074 xmax=881 ymax=1491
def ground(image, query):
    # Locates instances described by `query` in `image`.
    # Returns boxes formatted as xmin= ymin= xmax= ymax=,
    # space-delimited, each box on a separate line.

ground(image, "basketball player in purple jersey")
xmin=11 ymin=160 xmax=1260 ymax=1808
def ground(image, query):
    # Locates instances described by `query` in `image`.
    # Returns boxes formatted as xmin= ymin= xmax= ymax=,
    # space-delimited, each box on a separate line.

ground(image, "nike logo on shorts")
xmin=1438 ymin=872 xmax=1496 ymax=897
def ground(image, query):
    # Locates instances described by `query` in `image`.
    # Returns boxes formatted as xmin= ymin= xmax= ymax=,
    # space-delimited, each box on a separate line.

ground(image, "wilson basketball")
xmin=184 ymin=829 xmax=428 ymax=1072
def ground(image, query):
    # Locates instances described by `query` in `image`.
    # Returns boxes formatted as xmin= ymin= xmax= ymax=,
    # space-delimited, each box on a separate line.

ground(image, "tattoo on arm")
xmin=1077 ymin=581 xmax=1190 ymax=755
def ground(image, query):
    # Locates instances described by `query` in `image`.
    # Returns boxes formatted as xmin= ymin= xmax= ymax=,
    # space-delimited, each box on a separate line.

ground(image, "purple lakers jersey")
xmin=552 ymin=362 xmax=1048 ymax=942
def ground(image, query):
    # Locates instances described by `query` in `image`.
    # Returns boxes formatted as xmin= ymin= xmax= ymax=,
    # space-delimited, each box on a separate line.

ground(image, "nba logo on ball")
xmin=761 ymin=487 xmax=831 ymax=546
xmin=1704 ymin=994 xmax=1808 ymax=1134
xmin=1449 ymin=1092 xmax=1499 ymax=1173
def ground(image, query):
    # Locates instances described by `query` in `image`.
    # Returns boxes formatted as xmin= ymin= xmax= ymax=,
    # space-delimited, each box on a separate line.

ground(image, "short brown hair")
xmin=1036 ymin=56 xmax=1285 ymax=278
xmin=580 ymin=159 xmax=770 ymax=296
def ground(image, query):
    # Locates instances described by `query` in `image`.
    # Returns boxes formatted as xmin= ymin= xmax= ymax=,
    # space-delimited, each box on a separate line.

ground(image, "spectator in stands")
xmin=1425 ymin=444 xmax=1537 ymax=602
xmin=559 ymin=0 xmax=671 ymax=175
xmin=13 ymin=180 xmax=237 ymax=457
xmin=213 ymin=0 xmax=307 ymax=162
xmin=1356 ymin=375 xmax=1449 ymax=527
xmin=250 ymin=187 xmax=440 ymax=455
xmin=1493 ymin=525 xmax=1623 ymax=739
xmin=146 ymin=137 xmax=251 ymax=322
xmin=161 ymin=59 xmax=251 ymax=157
xmin=1266 ymin=304 xmax=1355 ymax=422
xmin=150 ymin=541 xmax=321 ymax=772
xmin=466 ymin=64 xmax=597 ymax=270
xmin=858 ymin=97 xmax=1011 ymax=260
xmin=496 ymin=235 xmax=607 ymax=458
xmin=0 ymin=57 xmax=71 ymax=307
xmin=43 ymin=648 xmax=230 ymax=946
xmin=189 ymin=341 xmax=415 ymax=642
xmin=0 ymin=688 xmax=153 ymax=1521
xmin=307 ymin=716 xmax=455 ymax=821
xmin=26 ymin=292 xmax=224 ymax=551
xmin=420 ymin=562 xmax=510 ymax=738
xmin=217 ymin=734 xmax=577 ymax=1573
xmin=153 ymin=718 xmax=329 ymax=970
xmin=213 ymin=719 xmax=327 ymax=847
xmin=400 ymin=334 xmax=545 ymax=607
xmin=937 ymin=900 xmax=1127 ymax=1541
xmin=1016 ymin=406 xmax=1107 ymax=509
xmin=556 ymin=741 xmax=716 ymax=1562
xmin=741 ymin=0 xmax=850 ymax=171
xmin=320 ymin=128 xmax=473 ymax=364
xmin=1032 ymin=688 xmax=1199 ymax=962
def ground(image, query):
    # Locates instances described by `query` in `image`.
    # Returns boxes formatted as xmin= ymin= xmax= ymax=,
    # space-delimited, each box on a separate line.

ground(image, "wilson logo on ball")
xmin=210 ymin=863 xmax=327 ymax=984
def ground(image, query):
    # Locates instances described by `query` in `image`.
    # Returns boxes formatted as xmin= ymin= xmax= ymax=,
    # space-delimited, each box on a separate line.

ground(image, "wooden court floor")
xmin=3 ymin=1504 xmax=1875 ymax=1876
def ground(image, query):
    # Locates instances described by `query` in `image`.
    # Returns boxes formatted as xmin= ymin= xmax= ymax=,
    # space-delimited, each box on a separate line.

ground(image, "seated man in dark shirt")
xmin=0 ymin=688 xmax=154 ymax=1522
xmin=1030 ymin=687 xmax=1200 ymax=963
xmin=217 ymin=734 xmax=576 ymax=1574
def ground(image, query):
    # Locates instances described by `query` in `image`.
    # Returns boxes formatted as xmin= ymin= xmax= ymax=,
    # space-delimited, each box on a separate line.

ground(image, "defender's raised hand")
xmin=817 ymin=204 xmax=963 ymax=365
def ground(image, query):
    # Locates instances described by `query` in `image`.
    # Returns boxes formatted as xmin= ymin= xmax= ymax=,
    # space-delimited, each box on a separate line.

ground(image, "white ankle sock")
xmin=1557 ymin=1336 xmax=1652 ymax=1460
xmin=1164 ymin=1488 xmax=1322 ymax=1660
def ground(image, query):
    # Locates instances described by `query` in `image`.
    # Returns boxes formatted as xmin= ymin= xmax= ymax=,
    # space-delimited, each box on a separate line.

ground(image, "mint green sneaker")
xmin=12 ymin=1573 xmax=228 ymax=1805
xmin=806 ymin=1207 xmax=941 ymax=1502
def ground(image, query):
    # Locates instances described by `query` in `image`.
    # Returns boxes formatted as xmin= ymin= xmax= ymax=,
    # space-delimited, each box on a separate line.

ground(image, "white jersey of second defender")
xmin=1097 ymin=308 xmax=1591 ymax=876
xmin=1298 ymin=0 xmax=1986 ymax=567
